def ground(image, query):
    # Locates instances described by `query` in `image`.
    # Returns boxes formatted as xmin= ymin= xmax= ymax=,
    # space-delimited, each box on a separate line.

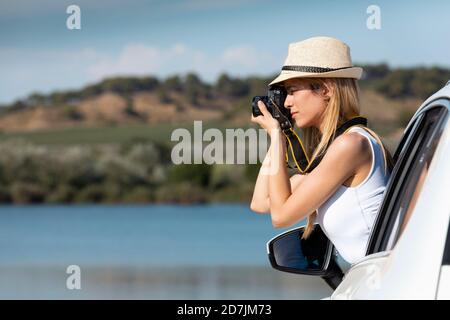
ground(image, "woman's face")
xmin=283 ymin=78 xmax=330 ymax=130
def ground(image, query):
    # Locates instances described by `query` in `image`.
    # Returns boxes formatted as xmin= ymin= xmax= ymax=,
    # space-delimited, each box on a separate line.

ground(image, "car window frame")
xmin=443 ymin=222 xmax=450 ymax=266
xmin=366 ymin=100 xmax=449 ymax=255
xmin=384 ymin=106 xmax=448 ymax=250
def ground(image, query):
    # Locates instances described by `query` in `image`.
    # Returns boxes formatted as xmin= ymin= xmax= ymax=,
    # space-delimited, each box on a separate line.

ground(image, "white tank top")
xmin=316 ymin=126 xmax=391 ymax=264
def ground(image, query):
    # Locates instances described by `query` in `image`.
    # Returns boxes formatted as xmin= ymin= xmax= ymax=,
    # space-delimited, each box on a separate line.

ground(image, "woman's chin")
xmin=294 ymin=119 xmax=313 ymax=129
xmin=294 ymin=118 xmax=306 ymax=128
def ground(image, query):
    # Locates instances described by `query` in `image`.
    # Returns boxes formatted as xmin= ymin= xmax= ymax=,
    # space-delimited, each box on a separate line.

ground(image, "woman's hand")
xmin=251 ymin=100 xmax=280 ymax=137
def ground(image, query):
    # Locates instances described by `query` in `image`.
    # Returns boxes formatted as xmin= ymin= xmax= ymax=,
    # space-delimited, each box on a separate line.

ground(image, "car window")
xmin=365 ymin=112 xmax=424 ymax=254
xmin=384 ymin=106 xmax=447 ymax=249
xmin=392 ymin=112 xmax=423 ymax=163
xmin=366 ymin=103 xmax=449 ymax=254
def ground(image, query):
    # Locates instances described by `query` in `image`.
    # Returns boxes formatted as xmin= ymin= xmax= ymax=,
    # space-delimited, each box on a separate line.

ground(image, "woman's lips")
xmin=291 ymin=111 xmax=299 ymax=117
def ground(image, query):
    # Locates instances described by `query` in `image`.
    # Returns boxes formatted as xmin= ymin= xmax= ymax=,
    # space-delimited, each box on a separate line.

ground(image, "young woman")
xmin=250 ymin=37 xmax=393 ymax=264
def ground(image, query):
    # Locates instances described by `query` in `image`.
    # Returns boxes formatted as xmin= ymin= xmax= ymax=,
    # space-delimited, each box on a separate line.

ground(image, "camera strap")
xmin=282 ymin=116 xmax=368 ymax=174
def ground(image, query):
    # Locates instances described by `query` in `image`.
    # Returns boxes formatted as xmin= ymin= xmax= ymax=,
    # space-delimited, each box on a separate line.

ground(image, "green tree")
xmin=216 ymin=73 xmax=250 ymax=97
xmin=164 ymin=75 xmax=183 ymax=92
xmin=184 ymin=73 xmax=204 ymax=105
xmin=168 ymin=163 xmax=211 ymax=187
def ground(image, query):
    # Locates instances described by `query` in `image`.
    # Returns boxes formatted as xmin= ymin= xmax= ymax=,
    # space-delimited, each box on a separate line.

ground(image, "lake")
xmin=0 ymin=204 xmax=332 ymax=299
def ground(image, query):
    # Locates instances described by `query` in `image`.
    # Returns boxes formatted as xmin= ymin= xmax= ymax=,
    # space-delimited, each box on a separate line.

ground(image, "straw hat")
xmin=269 ymin=36 xmax=363 ymax=86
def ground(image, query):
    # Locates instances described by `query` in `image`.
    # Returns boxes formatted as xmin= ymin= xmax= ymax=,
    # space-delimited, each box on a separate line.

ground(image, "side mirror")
xmin=267 ymin=224 xmax=344 ymax=288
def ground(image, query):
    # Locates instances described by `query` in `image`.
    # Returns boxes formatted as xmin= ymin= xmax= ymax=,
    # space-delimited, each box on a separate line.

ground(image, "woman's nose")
xmin=284 ymin=95 xmax=293 ymax=108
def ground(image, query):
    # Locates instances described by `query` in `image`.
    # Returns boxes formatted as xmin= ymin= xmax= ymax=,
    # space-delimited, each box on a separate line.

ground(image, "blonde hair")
xmin=299 ymin=78 xmax=394 ymax=239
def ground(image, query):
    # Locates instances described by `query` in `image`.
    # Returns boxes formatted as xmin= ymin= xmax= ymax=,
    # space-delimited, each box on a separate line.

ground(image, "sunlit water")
xmin=0 ymin=204 xmax=332 ymax=299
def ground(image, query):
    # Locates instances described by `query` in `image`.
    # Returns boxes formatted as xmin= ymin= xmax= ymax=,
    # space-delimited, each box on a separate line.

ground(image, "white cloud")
xmin=86 ymin=43 xmax=279 ymax=82
xmin=0 ymin=47 xmax=103 ymax=103
xmin=172 ymin=43 xmax=187 ymax=55
xmin=86 ymin=43 xmax=214 ymax=81
xmin=222 ymin=46 xmax=260 ymax=68
xmin=87 ymin=44 xmax=163 ymax=80
xmin=0 ymin=43 xmax=280 ymax=103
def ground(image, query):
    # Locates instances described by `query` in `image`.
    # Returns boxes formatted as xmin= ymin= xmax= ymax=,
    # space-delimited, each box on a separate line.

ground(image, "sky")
xmin=0 ymin=0 xmax=449 ymax=104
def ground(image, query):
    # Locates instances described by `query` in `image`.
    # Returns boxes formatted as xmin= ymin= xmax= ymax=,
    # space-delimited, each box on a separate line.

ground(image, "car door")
xmin=331 ymin=98 xmax=450 ymax=299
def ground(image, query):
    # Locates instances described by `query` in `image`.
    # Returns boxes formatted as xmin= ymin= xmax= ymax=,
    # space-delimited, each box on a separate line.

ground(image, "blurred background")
xmin=0 ymin=0 xmax=449 ymax=299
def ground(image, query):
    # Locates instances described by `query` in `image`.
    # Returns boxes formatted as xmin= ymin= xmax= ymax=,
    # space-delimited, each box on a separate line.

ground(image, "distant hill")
xmin=0 ymin=91 xmax=229 ymax=132
xmin=0 ymin=65 xmax=448 ymax=135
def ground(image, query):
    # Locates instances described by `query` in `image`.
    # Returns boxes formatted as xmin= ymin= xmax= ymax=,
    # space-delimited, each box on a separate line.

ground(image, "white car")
xmin=267 ymin=80 xmax=450 ymax=299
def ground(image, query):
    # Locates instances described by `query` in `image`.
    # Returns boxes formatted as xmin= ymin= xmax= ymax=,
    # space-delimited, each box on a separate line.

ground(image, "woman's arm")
xmin=250 ymin=143 xmax=307 ymax=213
xmin=268 ymin=128 xmax=292 ymax=219
xmin=250 ymin=145 xmax=272 ymax=213
xmin=269 ymin=131 xmax=370 ymax=228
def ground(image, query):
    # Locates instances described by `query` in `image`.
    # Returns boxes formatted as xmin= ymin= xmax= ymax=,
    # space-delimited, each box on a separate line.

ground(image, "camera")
xmin=252 ymin=85 xmax=292 ymax=130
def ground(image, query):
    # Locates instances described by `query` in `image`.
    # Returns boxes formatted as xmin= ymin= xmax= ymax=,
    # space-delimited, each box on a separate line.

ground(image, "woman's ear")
xmin=322 ymin=80 xmax=334 ymax=101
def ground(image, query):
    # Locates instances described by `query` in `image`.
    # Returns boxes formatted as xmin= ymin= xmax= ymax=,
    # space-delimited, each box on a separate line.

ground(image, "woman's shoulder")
xmin=326 ymin=131 xmax=372 ymax=169
xmin=330 ymin=131 xmax=371 ymax=157
xmin=320 ymin=131 xmax=373 ymax=187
